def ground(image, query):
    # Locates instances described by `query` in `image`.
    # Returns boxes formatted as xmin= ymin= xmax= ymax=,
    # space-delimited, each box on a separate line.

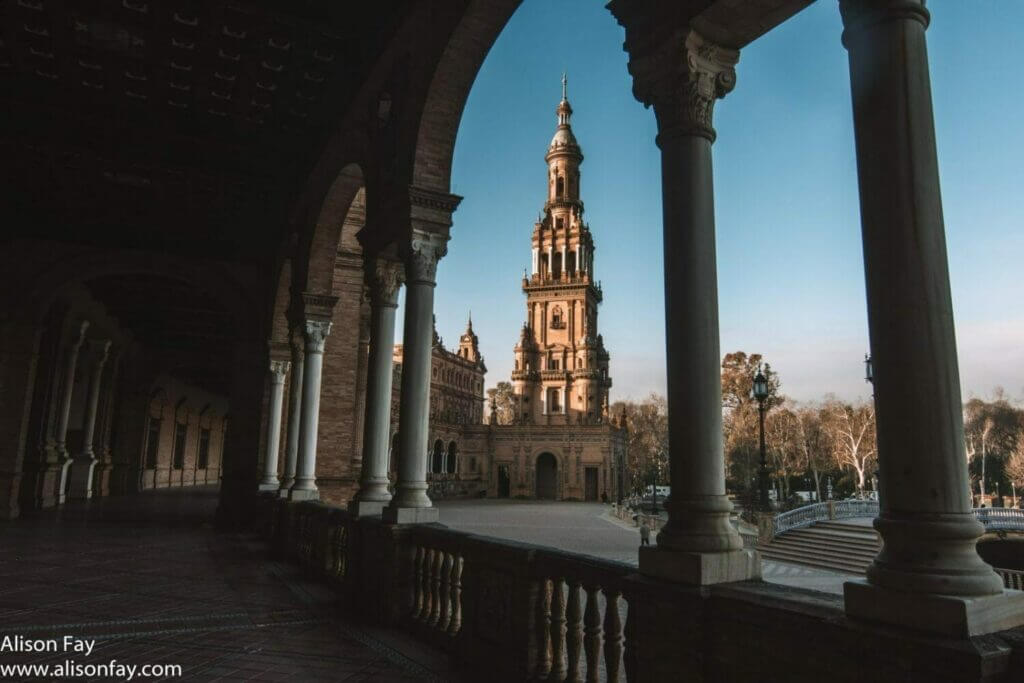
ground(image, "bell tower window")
xmin=551 ymin=306 xmax=564 ymax=329
xmin=556 ymin=176 xmax=564 ymax=197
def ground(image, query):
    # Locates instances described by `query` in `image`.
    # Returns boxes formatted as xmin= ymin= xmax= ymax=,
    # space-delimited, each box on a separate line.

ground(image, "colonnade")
xmin=605 ymin=0 xmax=1024 ymax=636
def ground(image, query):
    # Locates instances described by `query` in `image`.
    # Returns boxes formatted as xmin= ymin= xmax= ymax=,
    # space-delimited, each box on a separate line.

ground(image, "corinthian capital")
xmin=627 ymin=29 xmax=738 ymax=143
xmin=364 ymin=257 xmax=405 ymax=307
xmin=269 ymin=360 xmax=290 ymax=383
xmin=404 ymin=231 xmax=449 ymax=285
xmin=303 ymin=320 xmax=332 ymax=353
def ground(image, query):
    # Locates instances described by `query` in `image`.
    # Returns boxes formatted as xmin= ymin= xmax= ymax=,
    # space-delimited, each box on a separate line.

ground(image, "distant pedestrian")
xmin=639 ymin=523 xmax=651 ymax=546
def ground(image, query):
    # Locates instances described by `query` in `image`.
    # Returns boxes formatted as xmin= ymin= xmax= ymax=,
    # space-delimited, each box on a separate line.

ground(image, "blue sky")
xmin=402 ymin=0 xmax=1024 ymax=404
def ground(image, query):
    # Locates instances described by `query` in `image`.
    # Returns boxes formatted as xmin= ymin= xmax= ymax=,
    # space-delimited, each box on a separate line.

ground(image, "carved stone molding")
xmin=404 ymin=230 xmax=449 ymax=285
xmin=627 ymin=29 xmax=738 ymax=143
xmin=269 ymin=360 xmax=290 ymax=382
xmin=364 ymin=257 xmax=405 ymax=307
xmin=409 ymin=185 xmax=463 ymax=214
xmin=303 ymin=319 xmax=332 ymax=353
xmin=300 ymin=291 xmax=339 ymax=321
xmin=288 ymin=325 xmax=305 ymax=357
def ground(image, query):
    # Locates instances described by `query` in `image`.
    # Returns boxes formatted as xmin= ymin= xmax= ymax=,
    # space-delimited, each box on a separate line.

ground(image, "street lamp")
xmin=864 ymin=353 xmax=873 ymax=384
xmin=752 ymin=364 xmax=771 ymax=512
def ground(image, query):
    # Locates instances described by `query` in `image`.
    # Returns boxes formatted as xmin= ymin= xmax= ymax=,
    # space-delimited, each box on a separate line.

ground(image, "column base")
xmin=382 ymin=506 xmax=439 ymax=524
xmin=278 ymin=488 xmax=291 ymax=499
xmin=349 ymin=499 xmax=387 ymax=517
xmin=844 ymin=579 xmax=1024 ymax=638
xmin=258 ymin=481 xmax=280 ymax=492
xmin=639 ymin=546 xmax=761 ymax=586
xmin=288 ymin=488 xmax=319 ymax=502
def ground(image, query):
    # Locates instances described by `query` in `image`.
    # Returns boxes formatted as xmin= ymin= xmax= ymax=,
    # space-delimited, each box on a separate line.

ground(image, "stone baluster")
xmin=429 ymin=548 xmax=444 ymax=627
xmin=68 ymin=339 xmax=111 ymax=500
xmin=838 ymin=0 xmax=1024 ymax=637
xmin=447 ymin=555 xmax=463 ymax=636
xmin=290 ymin=309 xmax=334 ymax=501
xmin=582 ymin=585 xmax=601 ymax=682
xmin=421 ymin=548 xmax=434 ymax=624
xmin=616 ymin=20 xmax=758 ymax=585
xmin=603 ymin=588 xmax=623 ymax=683
xmin=413 ymin=546 xmax=427 ymax=620
xmin=351 ymin=256 xmax=404 ymax=516
xmin=438 ymin=552 xmax=453 ymax=632
xmin=384 ymin=230 xmax=449 ymax=524
xmin=549 ymin=578 xmax=568 ymax=680
xmin=565 ymin=580 xmax=584 ymax=683
xmin=259 ymin=360 xmax=290 ymax=490
xmin=279 ymin=327 xmax=304 ymax=496
xmin=535 ymin=578 xmax=553 ymax=679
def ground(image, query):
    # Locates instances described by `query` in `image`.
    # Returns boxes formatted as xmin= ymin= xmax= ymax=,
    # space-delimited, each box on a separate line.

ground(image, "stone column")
xmin=258 ymin=360 xmax=290 ymax=491
xmin=289 ymin=318 xmax=332 ymax=501
xmin=383 ymin=232 xmax=448 ymax=524
xmin=68 ymin=339 xmax=111 ymax=499
xmin=624 ymin=28 xmax=757 ymax=584
xmin=279 ymin=327 xmax=304 ymax=497
xmin=839 ymin=0 xmax=1023 ymax=637
xmin=93 ymin=354 xmax=121 ymax=497
xmin=51 ymin=321 xmax=89 ymax=506
xmin=351 ymin=257 xmax=404 ymax=516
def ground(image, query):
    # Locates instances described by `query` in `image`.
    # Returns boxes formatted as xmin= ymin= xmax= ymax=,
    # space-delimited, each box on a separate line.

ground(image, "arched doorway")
xmin=536 ymin=453 xmax=557 ymax=500
xmin=497 ymin=465 xmax=510 ymax=498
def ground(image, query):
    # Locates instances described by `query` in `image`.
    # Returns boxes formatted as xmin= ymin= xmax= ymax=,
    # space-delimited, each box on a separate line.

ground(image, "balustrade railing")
xmin=258 ymin=494 xmax=634 ymax=681
xmin=994 ymin=568 xmax=1024 ymax=591
xmin=768 ymin=500 xmax=1024 ymax=540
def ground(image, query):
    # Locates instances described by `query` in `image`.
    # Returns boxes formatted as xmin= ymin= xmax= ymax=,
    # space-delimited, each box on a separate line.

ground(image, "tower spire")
xmin=561 ymin=72 xmax=567 ymax=101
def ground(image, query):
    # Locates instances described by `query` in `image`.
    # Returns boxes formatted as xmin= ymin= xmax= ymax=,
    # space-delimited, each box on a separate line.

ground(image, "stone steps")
xmin=759 ymin=519 xmax=882 ymax=575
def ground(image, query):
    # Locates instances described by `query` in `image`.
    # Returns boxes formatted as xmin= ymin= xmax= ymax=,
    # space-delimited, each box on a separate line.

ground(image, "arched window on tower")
xmin=548 ymin=388 xmax=561 ymax=414
xmin=556 ymin=175 xmax=564 ymax=197
xmin=551 ymin=306 xmax=564 ymax=329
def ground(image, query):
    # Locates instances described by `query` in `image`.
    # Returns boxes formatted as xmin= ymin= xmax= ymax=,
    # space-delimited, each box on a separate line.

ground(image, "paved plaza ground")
xmin=0 ymin=488 xmax=456 ymax=682
xmin=436 ymin=498 xmax=856 ymax=594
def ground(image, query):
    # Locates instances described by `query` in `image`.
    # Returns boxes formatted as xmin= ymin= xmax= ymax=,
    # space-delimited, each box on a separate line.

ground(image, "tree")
xmin=486 ymin=381 xmax=516 ymax=425
xmin=1007 ymin=433 xmax=1024 ymax=507
xmin=963 ymin=394 xmax=1020 ymax=500
xmin=721 ymin=351 xmax=782 ymax=493
xmin=821 ymin=398 xmax=877 ymax=494
xmin=611 ymin=394 xmax=668 ymax=494
xmin=794 ymin=405 xmax=830 ymax=502
xmin=764 ymin=407 xmax=801 ymax=503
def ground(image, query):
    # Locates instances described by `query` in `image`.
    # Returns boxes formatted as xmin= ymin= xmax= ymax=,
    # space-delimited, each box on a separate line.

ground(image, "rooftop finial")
xmin=561 ymin=72 xmax=567 ymax=101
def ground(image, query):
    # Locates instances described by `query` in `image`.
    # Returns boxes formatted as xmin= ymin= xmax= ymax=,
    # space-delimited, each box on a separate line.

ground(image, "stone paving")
xmin=436 ymin=498 xmax=856 ymax=594
xmin=0 ymin=488 xmax=453 ymax=682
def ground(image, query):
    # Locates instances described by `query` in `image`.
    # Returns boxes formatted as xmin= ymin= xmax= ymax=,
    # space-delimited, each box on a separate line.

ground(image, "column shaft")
xmin=259 ymin=360 xmax=289 ymax=491
xmin=384 ymin=232 xmax=447 ymax=524
xmin=841 ymin=0 xmax=1003 ymax=598
xmin=352 ymin=258 xmax=403 ymax=516
xmin=69 ymin=340 xmax=111 ymax=499
xmin=53 ymin=322 xmax=89 ymax=505
xmin=290 ymin=321 xmax=330 ymax=500
xmin=279 ymin=331 xmax=304 ymax=496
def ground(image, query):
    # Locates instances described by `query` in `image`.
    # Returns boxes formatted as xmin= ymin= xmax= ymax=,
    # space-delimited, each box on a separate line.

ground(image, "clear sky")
xmin=402 ymin=0 xmax=1024 ymax=405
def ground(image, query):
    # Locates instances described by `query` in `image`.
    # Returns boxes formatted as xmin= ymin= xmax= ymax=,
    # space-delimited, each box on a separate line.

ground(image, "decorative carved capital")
xmin=269 ymin=360 xmax=290 ymax=383
xmin=404 ymin=231 xmax=449 ymax=285
xmin=364 ymin=257 xmax=405 ymax=307
xmin=303 ymin=320 xmax=332 ymax=353
xmin=289 ymin=326 xmax=305 ymax=358
xmin=627 ymin=29 xmax=738 ymax=143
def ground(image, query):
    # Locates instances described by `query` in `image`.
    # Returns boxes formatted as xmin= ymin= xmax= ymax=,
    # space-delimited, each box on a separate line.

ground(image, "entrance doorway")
xmin=498 ymin=465 xmax=510 ymax=498
xmin=585 ymin=467 xmax=598 ymax=501
xmin=536 ymin=453 xmax=557 ymax=500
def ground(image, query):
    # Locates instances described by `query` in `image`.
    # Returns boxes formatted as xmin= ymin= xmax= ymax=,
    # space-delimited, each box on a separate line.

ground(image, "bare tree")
xmin=795 ymin=404 xmax=830 ymax=501
xmin=822 ymin=398 xmax=877 ymax=494
xmin=486 ymin=382 xmax=516 ymax=425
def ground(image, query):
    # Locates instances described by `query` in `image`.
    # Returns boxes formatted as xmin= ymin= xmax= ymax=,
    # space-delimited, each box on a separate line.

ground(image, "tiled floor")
xmin=0 ymin=488 xmax=451 ymax=682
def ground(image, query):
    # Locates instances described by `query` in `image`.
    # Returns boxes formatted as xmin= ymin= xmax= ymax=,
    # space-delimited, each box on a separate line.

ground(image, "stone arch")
xmin=297 ymin=163 xmax=367 ymax=297
xmin=410 ymin=0 xmax=522 ymax=192
xmin=535 ymin=451 xmax=558 ymax=500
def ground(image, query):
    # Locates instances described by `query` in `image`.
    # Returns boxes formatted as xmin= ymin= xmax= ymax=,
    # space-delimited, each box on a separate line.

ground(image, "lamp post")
xmin=752 ymin=365 xmax=771 ymax=512
xmin=864 ymin=353 xmax=873 ymax=385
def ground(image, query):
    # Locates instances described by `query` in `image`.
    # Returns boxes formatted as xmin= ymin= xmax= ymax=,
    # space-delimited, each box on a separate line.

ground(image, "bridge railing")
xmin=767 ymin=501 xmax=1024 ymax=541
xmin=259 ymin=494 xmax=634 ymax=682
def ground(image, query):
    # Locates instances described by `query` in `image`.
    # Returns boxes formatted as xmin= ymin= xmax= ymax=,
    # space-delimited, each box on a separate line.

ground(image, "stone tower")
xmin=511 ymin=77 xmax=611 ymax=425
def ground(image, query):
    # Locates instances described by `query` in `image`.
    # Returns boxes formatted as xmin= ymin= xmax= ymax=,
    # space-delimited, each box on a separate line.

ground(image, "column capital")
xmin=625 ymin=28 xmax=738 ymax=144
xmin=303 ymin=320 xmax=332 ymax=353
xmin=364 ymin=256 xmax=405 ymax=308
xmin=840 ymin=0 xmax=929 ymax=44
xmin=404 ymin=231 xmax=449 ymax=285
xmin=269 ymin=360 xmax=290 ymax=383
xmin=408 ymin=185 xmax=463 ymax=232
